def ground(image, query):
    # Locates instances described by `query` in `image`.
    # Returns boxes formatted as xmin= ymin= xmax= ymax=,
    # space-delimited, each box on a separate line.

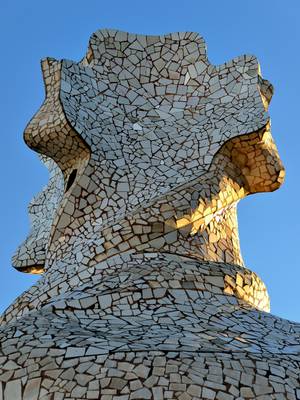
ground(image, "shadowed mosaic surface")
xmin=1 ymin=29 xmax=298 ymax=400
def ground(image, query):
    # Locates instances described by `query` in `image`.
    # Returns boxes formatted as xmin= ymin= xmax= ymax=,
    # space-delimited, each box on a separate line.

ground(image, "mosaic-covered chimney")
xmin=1 ymin=29 xmax=298 ymax=400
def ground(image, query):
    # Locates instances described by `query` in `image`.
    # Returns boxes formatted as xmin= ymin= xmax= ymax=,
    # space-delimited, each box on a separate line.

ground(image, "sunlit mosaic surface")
xmin=1 ymin=29 xmax=299 ymax=399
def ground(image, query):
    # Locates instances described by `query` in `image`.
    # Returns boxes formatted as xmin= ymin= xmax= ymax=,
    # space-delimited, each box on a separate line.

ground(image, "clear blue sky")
xmin=0 ymin=0 xmax=299 ymax=321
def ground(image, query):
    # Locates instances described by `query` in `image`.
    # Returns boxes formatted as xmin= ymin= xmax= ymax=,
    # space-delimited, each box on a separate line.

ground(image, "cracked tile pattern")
xmin=0 ymin=29 xmax=297 ymax=399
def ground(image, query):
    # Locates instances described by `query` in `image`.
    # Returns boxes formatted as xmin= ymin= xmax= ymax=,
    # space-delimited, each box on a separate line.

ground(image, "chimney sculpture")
xmin=1 ymin=29 xmax=298 ymax=400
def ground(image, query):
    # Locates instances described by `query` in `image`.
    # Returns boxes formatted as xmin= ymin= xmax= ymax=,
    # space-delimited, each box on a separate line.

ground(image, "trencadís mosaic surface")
xmin=1 ymin=29 xmax=298 ymax=400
